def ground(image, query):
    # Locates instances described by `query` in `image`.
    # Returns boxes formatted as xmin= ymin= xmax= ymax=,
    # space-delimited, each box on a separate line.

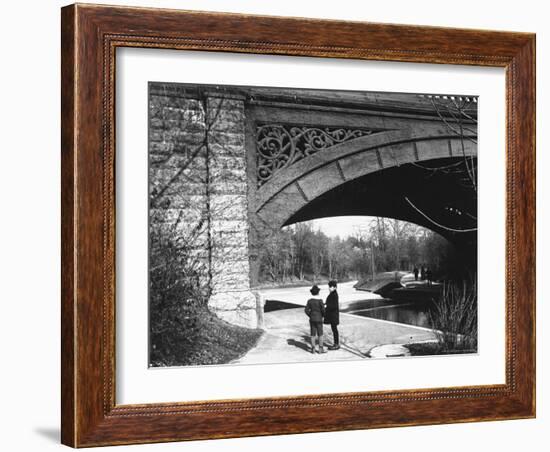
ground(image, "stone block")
xmin=449 ymin=137 xmax=477 ymax=157
xmin=209 ymin=289 xmax=256 ymax=311
xmin=209 ymin=167 xmax=247 ymax=186
xmin=151 ymin=193 xmax=208 ymax=211
xmin=211 ymin=257 xmax=250 ymax=277
xmin=210 ymin=195 xmax=247 ymax=218
xmin=153 ymin=151 xmax=207 ymax=170
xmin=212 ymin=276 xmax=251 ymax=294
xmin=298 ymin=163 xmax=342 ymax=201
xmin=208 ymin=131 xmax=245 ymax=147
xmin=207 ymin=97 xmax=244 ymax=109
xmin=150 ymin=167 xmax=203 ymax=185
xmin=209 ymin=122 xmax=244 ymax=135
xmin=208 ymin=290 xmax=259 ymax=328
xmin=210 ymin=181 xmax=247 ymax=196
xmin=149 ymin=137 xmax=206 ymax=158
xmin=211 ymin=262 xmax=250 ymax=279
xmin=256 ymin=183 xmax=306 ymax=230
xmin=173 ymin=219 xmax=209 ymax=237
xmin=206 ymin=100 xmax=244 ymax=126
xmin=150 ymin=129 xmax=205 ymax=146
xmin=210 ymin=155 xmax=247 ymax=171
xmin=210 ymin=219 xmax=248 ymax=234
xmin=156 ymin=180 xmax=206 ymax=198
xmin=210 ymin=167 xmax=247 ymax=184
xmin=150 ymin=118 xmax=205 ymax=134
xmin=186 ymin=247 xmax=210 ymax=262
xmin=339 ymin=150 xmax=379 ymax=180
xmin=379 ymin=142 xmax=417 ymax=167
xmin=208 ymin=142 xmax=246 ymax=159
xmin=415 ymin=139 xmax=449 ymax=161
xmin=160 ymin=107 xmax=186 ymax=121
xmin=150 ymin=94 xmax=204 ymax=112
xmin=208 ymin=147 xmax=246 ymax=164
xmin=149 ymin=141 xmax=175 ymax=155
xmin=211 ymin=242 xmax=250 ymax=259
xmin=208 ymin=106 xmax=244 ymax=131
xmin=150 ymin=207 xmax=205 ymax=224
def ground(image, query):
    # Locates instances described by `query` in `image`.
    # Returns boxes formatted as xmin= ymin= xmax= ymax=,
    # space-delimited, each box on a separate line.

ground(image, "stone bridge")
xmin=149 ymin=83 xmax=477 ymax=328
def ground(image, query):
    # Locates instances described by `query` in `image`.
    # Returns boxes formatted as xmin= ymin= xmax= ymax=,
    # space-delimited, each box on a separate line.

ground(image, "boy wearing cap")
xmin=304 ymin=285 xmax=326 ymax=354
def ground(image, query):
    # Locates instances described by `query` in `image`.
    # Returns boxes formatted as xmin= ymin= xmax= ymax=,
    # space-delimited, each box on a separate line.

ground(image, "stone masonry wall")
xmin=149 ymin=84 xmax=209 ymax=269
xmin=149 ymin=84 xmax=258 ymax=328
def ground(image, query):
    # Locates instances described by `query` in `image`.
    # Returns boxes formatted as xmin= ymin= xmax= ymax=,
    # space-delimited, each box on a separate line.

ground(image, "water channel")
xmin=263 ymin=283 xmax=434 ymax=330
xmin=343 ymin=299 xmax=433 ymax=329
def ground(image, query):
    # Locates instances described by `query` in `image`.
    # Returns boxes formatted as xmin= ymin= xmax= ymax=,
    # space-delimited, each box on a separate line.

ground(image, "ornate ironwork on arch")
xmin=256 ymin=124 xmax=384 ymax=187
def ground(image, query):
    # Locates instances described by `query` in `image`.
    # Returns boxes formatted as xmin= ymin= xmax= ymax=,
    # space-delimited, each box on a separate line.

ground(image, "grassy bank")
xmin=150 ymin=307 xmax=263 ymax=367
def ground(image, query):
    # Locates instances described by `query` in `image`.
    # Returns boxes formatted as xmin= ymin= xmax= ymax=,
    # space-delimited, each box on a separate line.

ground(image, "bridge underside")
xmin=285 ymin=157 xmax=477 ymax=248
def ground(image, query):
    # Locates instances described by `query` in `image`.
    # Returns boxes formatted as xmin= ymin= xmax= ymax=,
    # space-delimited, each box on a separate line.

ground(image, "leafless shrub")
xmin=149 ymin=215 xmax=211 ymax=357
xmin=428 ymin=277 xmax=477 ymax=352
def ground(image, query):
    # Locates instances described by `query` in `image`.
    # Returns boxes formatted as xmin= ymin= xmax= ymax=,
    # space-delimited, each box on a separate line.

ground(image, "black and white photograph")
xmin=148 ymin=83 xmax=478 ymax=367
xmin=2 ymin=0 xmax=544 ymax=450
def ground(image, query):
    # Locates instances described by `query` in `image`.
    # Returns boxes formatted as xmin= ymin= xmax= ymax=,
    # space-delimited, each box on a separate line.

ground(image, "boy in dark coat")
xmin=324 ymin=280 xmax=340 ymax=350
xmin=305 ymin=285 xmax=326 ymax=354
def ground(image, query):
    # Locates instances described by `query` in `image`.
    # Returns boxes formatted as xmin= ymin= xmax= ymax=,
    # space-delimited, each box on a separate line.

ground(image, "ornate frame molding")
xmin=61 ymin=4 xmax=535 ymax=447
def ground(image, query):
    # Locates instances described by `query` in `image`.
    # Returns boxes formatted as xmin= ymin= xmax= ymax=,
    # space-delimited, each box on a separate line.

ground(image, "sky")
xmin=285 ymin=216 xmax=376 ymax=239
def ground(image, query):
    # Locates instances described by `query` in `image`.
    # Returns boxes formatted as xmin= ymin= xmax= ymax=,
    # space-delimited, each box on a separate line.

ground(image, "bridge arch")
xmin=254 ymin=129 xmax=476 ymax=234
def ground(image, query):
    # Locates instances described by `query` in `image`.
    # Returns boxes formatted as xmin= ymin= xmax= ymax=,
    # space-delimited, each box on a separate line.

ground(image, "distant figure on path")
xmin=324 ymin=280 xmax=340 ymax=350
xmin=305 ymin=285 xmax=326 ymax=354
xmin=413 ymin=267 xmax=419 ymax=281
xmin=421 ymin=266 xmax=427 ymax=281
xmin=426 ymin=268 xmax=433 ymax=286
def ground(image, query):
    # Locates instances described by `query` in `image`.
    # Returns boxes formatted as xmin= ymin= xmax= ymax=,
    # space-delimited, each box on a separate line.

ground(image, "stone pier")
xmin=205 ymin=93 xmax=258 ymax=327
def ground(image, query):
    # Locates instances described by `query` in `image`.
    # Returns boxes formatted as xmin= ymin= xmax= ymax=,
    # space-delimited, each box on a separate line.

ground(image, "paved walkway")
xmin=257 ymin=281 xmax=370 ymax=309
xmin=233 ymin=306 xmax=437 ymax=365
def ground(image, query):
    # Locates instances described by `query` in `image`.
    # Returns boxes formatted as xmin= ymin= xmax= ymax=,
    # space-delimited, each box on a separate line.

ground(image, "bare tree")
xmin=310 ymin=229 xmax=328 ymax=282
xmin=428 ymin=95 xmax=477 ymax=192
xmin=404 ymin=95 xmax=478 ymax=234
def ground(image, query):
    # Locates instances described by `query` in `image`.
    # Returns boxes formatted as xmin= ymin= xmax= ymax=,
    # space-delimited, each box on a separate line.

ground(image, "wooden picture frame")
xmin=61 ymin=3 xmax=535 ymax=447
